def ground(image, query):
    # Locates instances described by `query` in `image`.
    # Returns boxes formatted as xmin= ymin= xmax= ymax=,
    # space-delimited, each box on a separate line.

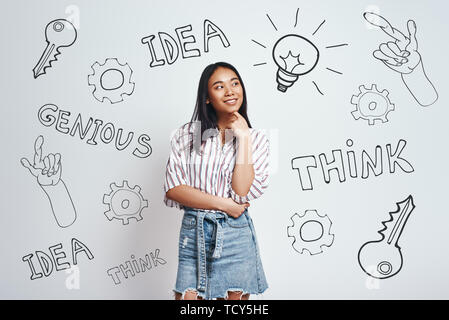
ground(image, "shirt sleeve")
xmin=229 ymin=130 xmax=270 ymax=203
xmin=163 ymin=129 xmax=190 ymax=209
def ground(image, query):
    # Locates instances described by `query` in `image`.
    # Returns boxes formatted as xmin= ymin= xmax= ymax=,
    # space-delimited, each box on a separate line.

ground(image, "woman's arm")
xmin=231 ymin=133 xmax=254 ymax=196
xmin=166 ymin=185 xmax=227 ymax=211
xmin=228 ymin=129 xmax=270 ymax=204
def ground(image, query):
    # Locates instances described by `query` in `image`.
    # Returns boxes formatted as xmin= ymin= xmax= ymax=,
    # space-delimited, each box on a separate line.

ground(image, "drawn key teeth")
xmin=33 ymin=19 xmax=78 ymax=78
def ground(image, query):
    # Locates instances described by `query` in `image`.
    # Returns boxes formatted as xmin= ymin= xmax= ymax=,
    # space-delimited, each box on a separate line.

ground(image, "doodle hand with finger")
xmin=364 ymin=12 xmax=438 ymax=107
xmin=21 ymin=135 xmax=77 ymax=228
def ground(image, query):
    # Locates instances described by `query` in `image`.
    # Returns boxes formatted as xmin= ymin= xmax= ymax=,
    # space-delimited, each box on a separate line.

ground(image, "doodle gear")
xmin=351 ymin=84 xmax=395 ymax=125
xmin=103 ymin=180 xmax=148 ymax=225
xmin=88 ymin=58 xmax=135 ymax=104
xmin=287 ymin=210 xmax=334 ymax=255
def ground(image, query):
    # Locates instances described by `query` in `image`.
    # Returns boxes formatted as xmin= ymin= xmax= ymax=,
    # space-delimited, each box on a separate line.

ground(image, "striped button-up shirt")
xmin=163 ymin=121 xmax=270 ymax=212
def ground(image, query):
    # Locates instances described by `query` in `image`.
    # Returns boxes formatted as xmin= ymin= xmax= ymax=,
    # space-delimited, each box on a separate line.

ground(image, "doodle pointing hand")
xmin=20 ymin=135 xmax=76 ymax=228
xmin=364 ymin=12 xmax=438 ymax=106
xmin=21 ymin=135 xmax=62 ymax=186
xmin=364 ymin=13 xmax=420 ymax=74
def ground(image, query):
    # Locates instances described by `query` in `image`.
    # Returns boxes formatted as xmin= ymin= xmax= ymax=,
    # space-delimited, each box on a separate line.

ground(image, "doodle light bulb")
xmin=272 ymin=34 xmax=319 ymax=92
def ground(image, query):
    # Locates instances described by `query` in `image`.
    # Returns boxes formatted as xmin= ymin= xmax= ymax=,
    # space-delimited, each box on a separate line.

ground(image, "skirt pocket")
xmin=181 ymin=213 xmax=197 ymax=230
xmin=178 ymin=213 xmax=197 ymax=258
xmin=226 ymin=210 xmax=249 ymax=228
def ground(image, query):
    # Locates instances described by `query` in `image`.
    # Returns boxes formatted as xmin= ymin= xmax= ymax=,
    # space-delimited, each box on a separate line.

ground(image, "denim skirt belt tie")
xmin=196 ymin=210 xmax=225 ymax=292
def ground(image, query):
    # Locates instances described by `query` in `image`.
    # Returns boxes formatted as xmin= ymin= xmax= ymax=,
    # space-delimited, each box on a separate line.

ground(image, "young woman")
xmin=164 ymin=62 xmax=270 ymax=300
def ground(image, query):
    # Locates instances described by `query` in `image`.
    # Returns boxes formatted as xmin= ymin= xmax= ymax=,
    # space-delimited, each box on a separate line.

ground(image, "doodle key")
xmin=33 ymin=19 xmax=77 ymax=78
xmin=358 ymin=196 xmax=415 ymax=279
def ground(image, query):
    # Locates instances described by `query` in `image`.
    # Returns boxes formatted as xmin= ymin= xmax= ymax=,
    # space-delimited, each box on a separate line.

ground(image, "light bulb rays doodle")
xmin=272 ymin=34 xmax=319 ymax=92
xmin=251 ymin=8 xmax=348 ymax=94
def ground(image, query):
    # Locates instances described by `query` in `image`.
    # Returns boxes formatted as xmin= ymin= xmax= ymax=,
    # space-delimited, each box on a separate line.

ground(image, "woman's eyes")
xmin=215 ymin=82 xmax=240 ymax=89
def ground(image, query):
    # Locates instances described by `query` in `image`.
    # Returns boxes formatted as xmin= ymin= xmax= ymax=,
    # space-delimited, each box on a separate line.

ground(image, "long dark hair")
xmin=187 ymin=62 xmax=252 ymax=155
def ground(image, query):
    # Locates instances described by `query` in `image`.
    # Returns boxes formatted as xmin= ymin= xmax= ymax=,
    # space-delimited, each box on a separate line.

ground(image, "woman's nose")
xmin=225 ymin=86 xmax=234 ymax=95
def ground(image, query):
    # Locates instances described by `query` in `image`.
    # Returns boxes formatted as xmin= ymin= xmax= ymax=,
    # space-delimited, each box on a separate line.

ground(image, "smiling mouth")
xmin=224 ymin=98 xmax=238 ymax=105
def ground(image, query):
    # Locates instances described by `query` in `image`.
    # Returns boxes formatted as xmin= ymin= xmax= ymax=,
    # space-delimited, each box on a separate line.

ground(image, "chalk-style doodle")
xmin=88 ymin=58 xmax=135 ymax=104
xmin=20 ymin=135 xmax=77 ymax=228
xmin=287 ymin=210 xmax=334 ymax=255
xmin=364 ymin=12 xmax=438 ymax=107
xmin=291 ymin=139 xmax=414 ymax=191
xmin=37 ymin=104 xmax=152 ymax=158
xmin=106 ymin=249 xmax=166 ymax=285
xmin=252 ymin=9 xmax=348 ymax=93
xmin=22 ymin=238 xmax=94 ymax=280
xmin=272 ymin=34 xmax=320 ymax=92
xmin=141 ymin=19 xmax=230 ymax=68
xmin=358 ymin=195 xmax=415 ymax=279
xmin=103 ymin=180 xmax=148 ymax=225
xmin=33 ymin=19 xmax=77 ymax=78
xmin=351 ymin=84 xmax=395 ymax=125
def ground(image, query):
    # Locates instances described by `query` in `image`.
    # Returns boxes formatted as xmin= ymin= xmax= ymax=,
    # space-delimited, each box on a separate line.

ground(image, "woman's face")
xmin=206 ymin=67 xmax=243 ymax=116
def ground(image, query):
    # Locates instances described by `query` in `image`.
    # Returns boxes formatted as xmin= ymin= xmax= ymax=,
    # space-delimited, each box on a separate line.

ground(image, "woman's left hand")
xmin=229 ymin=112 xmax=250 ymax=139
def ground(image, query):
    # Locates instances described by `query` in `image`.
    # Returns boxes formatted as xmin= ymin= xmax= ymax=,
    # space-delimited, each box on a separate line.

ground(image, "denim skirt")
xmin=174 ymin=206 xmax=268 ymax=300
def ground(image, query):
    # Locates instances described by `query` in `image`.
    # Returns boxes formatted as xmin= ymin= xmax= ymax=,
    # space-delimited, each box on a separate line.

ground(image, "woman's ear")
xmin=206 ymin=98 xmax=210 ymax=104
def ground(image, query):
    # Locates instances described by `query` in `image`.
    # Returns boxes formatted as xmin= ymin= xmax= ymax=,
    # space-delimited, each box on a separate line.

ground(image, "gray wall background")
xmin=1 ymin=0 xmax=448 ymax=299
